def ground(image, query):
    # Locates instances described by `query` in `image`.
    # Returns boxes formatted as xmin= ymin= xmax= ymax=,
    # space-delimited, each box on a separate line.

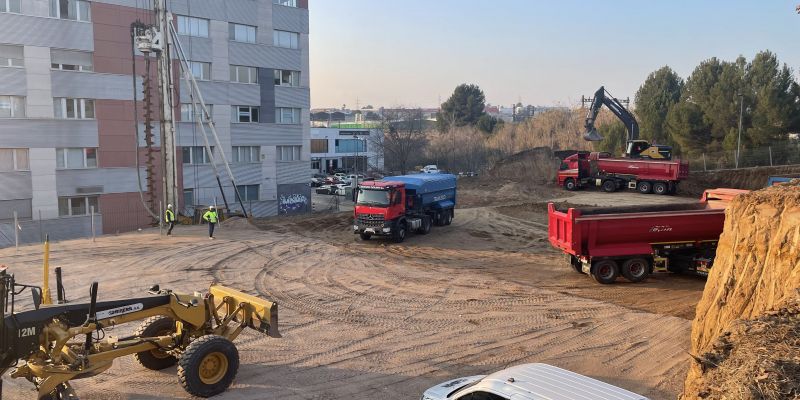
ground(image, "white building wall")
xmin=29 ymin=148 xmax=58 ymax=219
xmin=24 ymin=46 xmax=54 ymax=118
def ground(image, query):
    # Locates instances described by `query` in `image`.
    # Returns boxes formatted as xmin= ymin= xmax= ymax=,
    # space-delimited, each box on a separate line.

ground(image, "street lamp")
xmin=736 ymin=93 xmax=744 ymax=169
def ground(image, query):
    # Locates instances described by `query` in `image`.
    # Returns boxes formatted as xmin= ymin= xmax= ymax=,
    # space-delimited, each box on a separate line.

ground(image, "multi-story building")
xmin=310 ymin=127 xmax=383 ymax=174
xmin=0 ymin=0 xmax=311 ymax=246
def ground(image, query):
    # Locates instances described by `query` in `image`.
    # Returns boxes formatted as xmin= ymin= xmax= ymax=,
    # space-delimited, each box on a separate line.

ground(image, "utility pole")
xmin=154 ymin=0 xmax=178 ymax=212
xmin=736 ymin=93 xmax=744 ymax=169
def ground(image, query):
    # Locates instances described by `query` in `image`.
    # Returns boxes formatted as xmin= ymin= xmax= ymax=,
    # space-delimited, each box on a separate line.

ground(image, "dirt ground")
xmin=0 ymin=187 xmax=706 ymax=400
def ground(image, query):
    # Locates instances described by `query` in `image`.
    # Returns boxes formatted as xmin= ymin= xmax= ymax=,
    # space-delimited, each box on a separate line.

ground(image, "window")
xmin=58 ymin=196 xmax=98 ymax=217
xmin=0 ymin=148 xmax=29 ymax=171
xmin=180 ymin=103 xmax=212 ymax=122
xmin=236 ymin=184 xmax=259 ymax=201
xmin=0 ymin=45 xmax=23 ymax=67
xmin=176 ymin=15 xmax=209 ymax=37
xmin=275 ymin=107 xmax=300 ymax=124
xmin=183 ymin=188 xmax=194 ymax=206
xmin=273 ymin=30 xmax=299 ymax=49
xmin=229 ymin=23 xmax=256 ymax=43
xmin=273 ymin=0 xmax=297 ymax=7
xmin=0 ymin=96 xmax=25 ymax=118
xmin=232 ymin=106 xmax=259 ymax=123
xmin=50 ymin=0 xmax=91 ymax=22
xmin=56 ymin=148 xmax=96 ymax=169
xmin=229 ymin=65 xmax=258 ymax=84
xmin=51 ymin=49 xmax=93 ymax=71
xmin=54 ymin=98 xmax=94 ymax=119
xmin=182 ymin=146 xmax=214 ymax=164
xmin=310 ymin=139 xmax=328 ymax=153
xmin=335 ymin=139 xmax=366 ymax=153
xmin=232 ymin=146 xmax=260 ymax=163
xmin=274 ymin=69 xmax=300 ymax=87
xmin=184 ymin=61 xmax=210 ymax=81
xmin=0 ymin=0 xmax=21 ymax=13
xmin=277 ymin=145 xmax=301 ymax=162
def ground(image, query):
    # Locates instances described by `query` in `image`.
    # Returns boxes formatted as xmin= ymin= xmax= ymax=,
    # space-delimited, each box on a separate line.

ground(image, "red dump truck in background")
xmin=558 ymin=151 xmax=690 ymax=195
xmin=547 ymin=189 xmax=748 ymax=284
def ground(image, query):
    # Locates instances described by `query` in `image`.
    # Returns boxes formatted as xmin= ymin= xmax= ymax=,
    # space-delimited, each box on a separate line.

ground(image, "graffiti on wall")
xmin=279 ymin=193 xmax=308 ymax=214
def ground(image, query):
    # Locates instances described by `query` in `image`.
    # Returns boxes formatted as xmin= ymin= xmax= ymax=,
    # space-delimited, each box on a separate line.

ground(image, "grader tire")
xmin=178 ymin=335 xmax=240 ymax=398
xmin=133 ymin=316 xmax=178 ymax=370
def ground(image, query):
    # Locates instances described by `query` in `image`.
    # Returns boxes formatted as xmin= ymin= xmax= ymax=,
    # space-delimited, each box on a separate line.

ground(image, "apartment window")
xmin=277 ymin=145 xmax=301 ymax=162
xmin=0 ymin=148 xmax=29 ymax=171
xmin=58 ymin=196 xmax=98 ymax=217
xmin=0 ymin=96 xmax=25 ymax=118
xmin=54 ymin=98 xmax=94 ymax=119
xmin=183 ymin=188 xmax=194 ymax=206
xmin=182 ymin=146 xmax=214 ymax=164
xmin=180 ymin=103 xmax=212 ymax=122
xmin=273 ymin=30 xmax=299 ymax=49
xmin=236 ymin=184 xmax=259 ymax=201
xmin=0 ymin=0 xmax=21 ymax=13
xmin=275 ymin=107 xmax=300 ymax=124
xmin=51 ymin=49 xmax=93 ymax=71
xmin=185 ymin=61 xmax=210 ymax=81
xmin=0 ymin=45 xmax=23 ymax=67
xmin=274 ymin=69 xmax=300 ymax=87
xmin=229 ymin=23 xmax=256 ymax=43
xmin=273 ymin=0 xmax=297 ymax=7
xmin=56 ymin=148 xmax=96 ymax=169
xmin=50 ymin=0 xmax=91 ymax=22
xmin=232 ymin=146 xmax=260 ymax=163
xmin=176 ymin=15 xmax=209 ymax=38
xmin=230 ymin=65 xmax=258 ymax=84
xmin=232 ymin=106 xmax=259 ymax=123
xmin=310 ymin=139 xmax=328 ymax=153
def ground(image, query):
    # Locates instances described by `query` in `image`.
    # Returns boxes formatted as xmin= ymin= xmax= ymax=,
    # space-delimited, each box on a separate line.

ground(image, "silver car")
xmin=421 ymin=363 xmax=648 ymax=400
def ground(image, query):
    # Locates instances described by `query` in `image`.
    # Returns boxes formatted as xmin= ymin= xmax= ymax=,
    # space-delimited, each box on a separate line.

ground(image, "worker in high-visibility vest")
xmin=165 ymin=204 xmax=176 ymax=236
xmin=202 ymin=206 xmax=219 ymax=239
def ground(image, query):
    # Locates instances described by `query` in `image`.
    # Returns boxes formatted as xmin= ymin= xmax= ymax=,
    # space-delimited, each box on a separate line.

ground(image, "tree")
xmin=375 ymin=108 xmax=428 ymax=174
xmin=634 ymin=66 xmax=683 ymax=145
xmin=436 ymin=84 xmax=487 ymax=131
xmin=593 ymin=122 xmax=627 ymax=156
xmin=743 ymin=50 xmax=800 ymax=148
xmin=476 ymin=114 xmax=502 ymax=134
xmin=665 ymin=101 xmax=711 ymax=155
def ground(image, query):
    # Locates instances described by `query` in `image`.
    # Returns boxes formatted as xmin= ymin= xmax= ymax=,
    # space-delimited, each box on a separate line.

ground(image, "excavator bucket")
xmin=209 ymin=284 xmax=281 ymax=338
xmin=583 ymin=128 xmax=604 ymax=141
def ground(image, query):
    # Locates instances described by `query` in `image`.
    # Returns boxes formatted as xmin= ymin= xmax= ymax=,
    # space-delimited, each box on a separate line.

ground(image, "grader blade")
xmin=209 ymin=284 xmax=281 ymax=338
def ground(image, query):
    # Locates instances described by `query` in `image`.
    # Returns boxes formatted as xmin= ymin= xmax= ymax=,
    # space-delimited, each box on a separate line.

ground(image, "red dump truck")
xmin=558 ymin=151 xmax=690 ymax=195
xmin=547 ymin=189 xmax=748 ymax=284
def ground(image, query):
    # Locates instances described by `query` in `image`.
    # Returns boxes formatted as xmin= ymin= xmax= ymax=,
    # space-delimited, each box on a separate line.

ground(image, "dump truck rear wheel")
xmin=178 ymin=335 xmax=239 ymax=398
xmin=134 ymin=316 xmax=177 ymax=370
xmin=601 ymin=180 xmax=616 ymax=193
xmin=653 ymin=182 xmax=668 ymax=195
xmin=637 ymin=181 xmax=652 ymax=194
xmin=444 ymin=209 xmax=453 ymax=225
xmin=591 ymin=260 xmax=619 ymax=284
xmin=418 ymin=216 xmax=432 ymax=234
xmin=621 ymin=258 xmax=650 ymax=283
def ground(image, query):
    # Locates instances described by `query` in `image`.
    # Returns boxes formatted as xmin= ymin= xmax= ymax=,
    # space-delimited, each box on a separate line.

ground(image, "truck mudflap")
xmin=209 ymin=284 xmax=281 ymax=338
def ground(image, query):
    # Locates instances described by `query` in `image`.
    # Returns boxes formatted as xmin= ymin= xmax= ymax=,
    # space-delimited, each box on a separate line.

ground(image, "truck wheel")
xmin=621 ymin=258 xmax=650 ymax=283
xmin=636 ymin=181 xmax=652 ymax=194
xmin=418 ymin=216 xmax=432 ymax=234
xmin=178 ymin=335 xmax=240 ymax=398
xmin=392 ymin=222 xmax=407 ymax=243
xmin=564 ymin=178 xmax=577 ymax=191
xmin=569 ymin=256 xmax=583 ymax=274
xmin=653 ymin=182 xmax=668 ymax=195
xmin=591 ymin=260 xmax=619 ymax=284
xmin=134 ymin=316 xmax=177 ymax=370
xmin=444 ymin=209 xmax=453 ymax=225
xmin=359 ymin=232 xmax=372 ymax=241
xmin=601 ymin=180 xmax=616 ymax=193
xmin=433 ymin=212 xmax=443 ymax=226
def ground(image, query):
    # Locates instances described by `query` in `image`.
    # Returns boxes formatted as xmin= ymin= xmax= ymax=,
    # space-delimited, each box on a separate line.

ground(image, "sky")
xmin=308 ymin=1 xmax=800 ymax=109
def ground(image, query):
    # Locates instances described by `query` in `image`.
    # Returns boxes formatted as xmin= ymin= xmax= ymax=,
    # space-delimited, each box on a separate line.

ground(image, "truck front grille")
xmin=357 ymin=213 xmax=385 ymax=227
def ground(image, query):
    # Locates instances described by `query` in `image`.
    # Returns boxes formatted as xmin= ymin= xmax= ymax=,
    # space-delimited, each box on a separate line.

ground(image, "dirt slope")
xmin=679 ymin=165 xmax=800 ymax=197
xmin=682 ymin=181 xmax=800 ymax=399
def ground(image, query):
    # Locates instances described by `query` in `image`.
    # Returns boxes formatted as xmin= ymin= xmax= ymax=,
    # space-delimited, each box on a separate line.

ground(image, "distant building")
xmin=310 ymin=128 xmax=384 ymax=174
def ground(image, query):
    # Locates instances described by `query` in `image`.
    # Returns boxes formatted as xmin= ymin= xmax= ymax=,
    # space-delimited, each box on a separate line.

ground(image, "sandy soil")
xmin=0 ymin=190 xmax=704 ymax=400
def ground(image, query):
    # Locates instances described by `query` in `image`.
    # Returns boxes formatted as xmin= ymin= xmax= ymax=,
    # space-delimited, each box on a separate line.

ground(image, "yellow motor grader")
xmin=0 ymin=266 xmax=279 ymax=399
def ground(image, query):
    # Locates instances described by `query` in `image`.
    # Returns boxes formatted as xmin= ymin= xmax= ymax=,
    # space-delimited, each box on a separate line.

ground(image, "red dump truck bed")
xmin=547 ymin=189 xmax=748 ymax=284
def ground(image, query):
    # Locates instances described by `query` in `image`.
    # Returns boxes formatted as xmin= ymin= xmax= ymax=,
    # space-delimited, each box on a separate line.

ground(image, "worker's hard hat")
xmin=210 ymin=205 xmax=216 ymax=209
xmin=167 ymin=204 xmax=173 ymax=208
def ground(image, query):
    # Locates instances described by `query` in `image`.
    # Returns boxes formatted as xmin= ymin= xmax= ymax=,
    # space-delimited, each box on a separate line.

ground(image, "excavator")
xmin=583 ymin=86 xmax=673 ymax=160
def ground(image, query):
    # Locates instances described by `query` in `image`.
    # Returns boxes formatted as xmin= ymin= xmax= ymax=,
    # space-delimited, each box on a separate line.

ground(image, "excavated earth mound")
xmin=679 ymin=165 xmax=800 ymax=197
xmin=682 ymin=180 xmax=800 ymax=399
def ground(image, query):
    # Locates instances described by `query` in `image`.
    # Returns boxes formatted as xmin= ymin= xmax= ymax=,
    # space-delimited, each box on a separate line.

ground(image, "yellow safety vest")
xmin=165 ymin=209 xmax=175 ymax=222
xmin=203 ymin=210 xmax=218 ymax=223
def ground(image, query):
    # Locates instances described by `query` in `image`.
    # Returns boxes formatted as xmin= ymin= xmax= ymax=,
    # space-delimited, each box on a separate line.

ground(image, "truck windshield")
xmin=357 ymin=189 xmax=390 ymax=206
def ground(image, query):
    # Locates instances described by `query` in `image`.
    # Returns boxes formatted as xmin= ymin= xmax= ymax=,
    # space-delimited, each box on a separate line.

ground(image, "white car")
xmin=342 ymin=174 xmax=365 ymax=185
xmin=422 ymin=165 xmax=440 ymax=174
xmin=421 ymin=363 xmax=648 ymax=400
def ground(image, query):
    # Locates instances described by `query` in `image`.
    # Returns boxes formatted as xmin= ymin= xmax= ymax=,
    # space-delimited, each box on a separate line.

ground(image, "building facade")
xmin=0 ymin=0 xmax=311 ymax=246
xmin=310 ymin=128 xmax=383 ymax=174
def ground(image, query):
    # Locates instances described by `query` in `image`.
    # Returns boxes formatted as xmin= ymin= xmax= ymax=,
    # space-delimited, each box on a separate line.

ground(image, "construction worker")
xmin=165 ymin=204 xmax=176 ymax=236
xmin=202 ymin=206 xmax=219 ymax=239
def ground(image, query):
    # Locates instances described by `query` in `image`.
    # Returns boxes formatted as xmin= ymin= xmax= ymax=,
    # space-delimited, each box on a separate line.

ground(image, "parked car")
xmin=334 ymin=172 xmax=347 ymax=179
xmin=311 ymin=173 xmax=327 ymax=187
xmin=421 ymin=165 xmax=440 ymax=174
xmin=325 ymin=176 xmax=341 ymax=185
xmin=421 ymin=363 xmax=647 ymax=400
xmin=341 ymin=174 xmax=365 ymax=185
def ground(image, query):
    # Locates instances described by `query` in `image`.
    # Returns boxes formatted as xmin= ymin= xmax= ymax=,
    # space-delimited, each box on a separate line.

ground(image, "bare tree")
xmin=374 ymin=108 xmax=428 ymax=174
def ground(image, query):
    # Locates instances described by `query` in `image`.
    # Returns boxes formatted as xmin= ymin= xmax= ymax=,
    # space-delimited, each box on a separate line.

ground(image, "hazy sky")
xmin=309 ymin=1 xmax=800 ymax=109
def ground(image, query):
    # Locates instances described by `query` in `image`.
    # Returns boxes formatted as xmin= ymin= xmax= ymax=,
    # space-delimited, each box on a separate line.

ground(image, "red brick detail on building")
xmin=298 ymin=0 xmax=309 ymax=9
xmin=98 ymin=191 xmax=155 ymax=234
xmin=96 ymin=100 xmax=137 ymax=168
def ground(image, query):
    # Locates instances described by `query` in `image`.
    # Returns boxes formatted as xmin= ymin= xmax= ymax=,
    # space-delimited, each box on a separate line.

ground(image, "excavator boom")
xmin=583 ymin=86 xmax=639 ymax=142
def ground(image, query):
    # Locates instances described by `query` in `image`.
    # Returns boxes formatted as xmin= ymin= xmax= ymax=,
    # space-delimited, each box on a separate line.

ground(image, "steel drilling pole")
xmin=155 ymin=0 xmax=178 ymax=211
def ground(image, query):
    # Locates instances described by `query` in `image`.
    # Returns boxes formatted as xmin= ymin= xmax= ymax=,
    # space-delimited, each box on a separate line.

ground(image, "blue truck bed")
xmin=382 ymin=174 xmax=457 ymax=209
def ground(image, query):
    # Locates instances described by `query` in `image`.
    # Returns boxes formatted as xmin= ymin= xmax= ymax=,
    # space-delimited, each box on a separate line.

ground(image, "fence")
xmin=683 ymin=142 xmax=800 ymax=171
